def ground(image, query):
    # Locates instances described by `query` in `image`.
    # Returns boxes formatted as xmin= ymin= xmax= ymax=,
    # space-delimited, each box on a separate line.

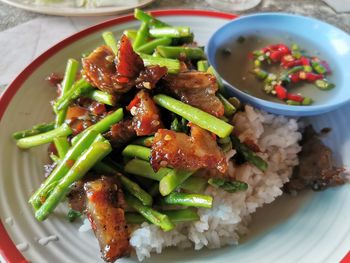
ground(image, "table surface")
xmin=0 ymin=0 xmax=349 ymax=94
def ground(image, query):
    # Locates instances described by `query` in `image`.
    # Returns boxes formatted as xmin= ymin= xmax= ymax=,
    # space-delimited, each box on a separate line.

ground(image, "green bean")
xmin=16 ymin=124 xmax=72 ymax=150
xmin=153 ymin=94 xmax=234 ymax=138
xmin=123 ymin=29 xmax=138 ymax=42
xmin=125 ymin=194 xmax=174 ymax=231
xmin=102 ymin=31 xmax=118 ymax=55
xmin=35 ymin=140 xmax=112 ymax=221
xmin=122 ymin=145 xmax=151 ymax=161
xmin=133 ymin=22 xmax=149 ymax=50
xmin=140 ymin=53 xmax=180 ymax=74
xmin=53 ymin=137 xmax=70 ymax=159
xmin=94 ymin=162 xmax=153 ymax=206
xmin=54 ymin=78 xmax=93 ymax=112
xmin=217 ymin=93 xmax=236 ymax=117
xmin=197 ymin=60 xmax=209 ymax=72
xmin=230 ymin=135 xmax=268 ymax=172
xmin=149 ymin=27 xmax=191 ymax=38
xmin=208 ymin=178 xmax=248 ymax=193
xmin=159 ymin=170 xmax=193 ymax=196
xmin=71 ymin=108 xmax=123 ymax=145
xmin=163 ymin=192 xmax=213 ymax=208
xmin=12 ymin=122 xmax=55 ymax=140
xmin=179 ymin=176 xmax=208 ymax=193
xmin=156 ymin=46 xmax=205 ymax=60
xmin=29 ymin=130 xmax=100 ymax=209
xmin=132 ymin=136 xmax=154 ymax=147
xmin=84 ymin=89 xmax=116 ymax=106
xmin=55 ymin=59 xmax=79 ymax=127
xmin=126 ymin=209 xmax=199 ymax=224
xmin=124 ymin=159 xmax=171 ymax=181
xmin=136 ymin=37 xmax=172 ymax=54
xmin=134 ymin=9 xmax=169 ymax=28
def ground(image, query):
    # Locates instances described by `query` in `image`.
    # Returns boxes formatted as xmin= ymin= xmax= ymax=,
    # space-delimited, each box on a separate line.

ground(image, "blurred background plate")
xmin=0 ymin=9 xmax=349 ymax=263
xmin=0 ymin=0 xmax=155 ymax=16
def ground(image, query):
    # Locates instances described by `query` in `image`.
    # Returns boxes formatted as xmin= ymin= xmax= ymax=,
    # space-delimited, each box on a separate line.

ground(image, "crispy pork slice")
xmin=104 ymin=119 xmax=136 ymax=149
xmin=135 ymin=65 xmax=168 ymax=89
xmin=150 ymin=125 xmax=227 ymax=173
xmin=84 ymin=177 xmax=130 ymax=262
xmin=162 ymin=71 xmax=224 ymax=117
xmin=82 ymin=45 xmax=125 ymax=94
xmin=127 ymin=90 xmax=164 ymax=136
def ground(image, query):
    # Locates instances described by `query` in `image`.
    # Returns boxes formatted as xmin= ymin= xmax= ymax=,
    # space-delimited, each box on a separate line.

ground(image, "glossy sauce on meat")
xmin=162 ymin=71 xmax=224 ymax=117
xmin=136 ymin=65 xmax=168 ymax=89
xmin=127 ymin=90 xmax=164 ymax=136
xmin=84 ymin=177 xmax=130 ymax=262
xmin=104 ymin=119 xmax=136 ymax=149
xmin=150 ymin=125 xmax=227 ymax=173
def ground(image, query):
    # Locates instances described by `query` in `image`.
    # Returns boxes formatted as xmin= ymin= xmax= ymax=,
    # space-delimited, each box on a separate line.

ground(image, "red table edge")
xmin=0 ymin=9 xmax=236 ymax=263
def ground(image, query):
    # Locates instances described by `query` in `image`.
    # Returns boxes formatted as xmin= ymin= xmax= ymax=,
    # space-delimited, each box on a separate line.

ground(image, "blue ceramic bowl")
xmin=206 ymin=13 xmax=350 ymax=116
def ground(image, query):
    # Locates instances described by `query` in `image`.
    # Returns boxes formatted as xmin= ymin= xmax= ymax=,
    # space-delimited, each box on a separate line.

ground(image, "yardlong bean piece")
xmin=197 ymin=60 xmax=209 ymax=72
xmin=217 ymin=93 xmax=236 ymax=117
xmin=53 ymin=137 xmax=70 ymax=159
xmin=149 ymin=27 xmax=191 ymax=38
xmin=159 ymin=170 xmax=193 ymax=196
xmin=16 ymin=124 xmax=72 ymax=150
xmin=208 ymin=178 xmax=248 ymax=193
xmin=102 ymin=31 xmax=118 ymax=55
xmin=55 ymin=59 xmax=79 ymax=127
xmin=71 ymin=108 xmax=123 ymax=144
xmin=140 ymin=54 xmax=180 ymax=74
xmin=123 ymin=29 xmax=137 ymax=42
xmin=94 ymin=162 xmax=153 ymax=206
xmin=153 ymin=94 xmax=234 ymax=138
xmin=12 ymin=122 xmax=55 ymax=140
xmin=163 ymin=192 xmax=213 ymax=208
xmin=180 ymin=176 xmax=208 ymax=193
xmin=54 ymin=78 xmax=93 ymax=112
xmin=136 ymin=37 xmax=171 ymax=54
xmin=84 ymin=89 xmax=116 ymax=106
xmin=134 ymin=8 xmax=169 ymax=28
xmin=156 ymin=46 xmax=205 ymax=60
xmin=124 ymin=159 xmax=171 ymax=181
xmin=133 ymin=22 xmax=149 ymax=50
xmin=132 ymin=136 xmax=154 ymax=147
xmin=29 ymin=130 xmax=100 ymax=209
xmin=230 ymin=136 xmax=268 ymax=172
xmin=122 ymin=145 xmax=151 ymax=161
xmin=35 ymin=140 xmax=112 ymax=221
xmin=125 ymin=194 xmax=174 ymax=232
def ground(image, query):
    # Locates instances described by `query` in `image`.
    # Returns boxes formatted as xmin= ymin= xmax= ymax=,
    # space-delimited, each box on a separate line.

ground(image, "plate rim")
xmin=0 ymin=9 xmax=236 ymax=262
xmin=0 ymin=0 xmax=156 ymax=16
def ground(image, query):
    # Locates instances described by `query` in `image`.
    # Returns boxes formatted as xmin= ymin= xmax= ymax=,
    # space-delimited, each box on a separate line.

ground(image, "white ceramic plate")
xmin=0 ymin=10 xmax=350 ymax=263
xmin=0 ymin=0 xmax=155 ymax=16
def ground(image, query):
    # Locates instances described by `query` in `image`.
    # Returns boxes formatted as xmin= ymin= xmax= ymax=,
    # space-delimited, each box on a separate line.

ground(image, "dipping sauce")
xmin=215 ymin=34 xmax=336 ymax=105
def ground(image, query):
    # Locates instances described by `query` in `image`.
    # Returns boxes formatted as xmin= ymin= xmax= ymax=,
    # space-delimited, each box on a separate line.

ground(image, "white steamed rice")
xmin=129 ymin=105 xmax=302 ymax=261
xmin=80 ymin=105 xmax=302 ymax=261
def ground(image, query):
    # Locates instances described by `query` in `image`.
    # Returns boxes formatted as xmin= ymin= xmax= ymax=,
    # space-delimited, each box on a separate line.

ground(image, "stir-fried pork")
xmin=150 ymin=125 xmax=227 ymax=173
xmin=162 ymin=71 xmax=224 ymax=117
xmin=285 ymin=126 xmax=346 ymax=192
xmin=84 ymin=177 xmax=130 ymax=262
xmin=135 ymin=65 xmax=168 ymax=89
xmin=82 ymin=45 xmax=125 ymax=94
xmin=127 ymin=90 xmax=164 ymax=136
xmin=104 ymin=119 xmax=136 ymax=149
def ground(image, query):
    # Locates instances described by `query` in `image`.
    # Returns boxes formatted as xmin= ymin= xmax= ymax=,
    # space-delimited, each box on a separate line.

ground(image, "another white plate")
xmin=0 ymin=0 xmax=155 ymax=16
xmin=0 ymin=10 xmax=349 ymax=263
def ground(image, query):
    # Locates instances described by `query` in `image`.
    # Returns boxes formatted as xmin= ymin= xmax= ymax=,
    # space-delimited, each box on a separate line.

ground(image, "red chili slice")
xmin=305 ymin=72 xmax=323 ymax=82
xmin=274 ymin=85 xmax=287 ymax=100
xmin=287 ymin=93 xmax=304 ymax=102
